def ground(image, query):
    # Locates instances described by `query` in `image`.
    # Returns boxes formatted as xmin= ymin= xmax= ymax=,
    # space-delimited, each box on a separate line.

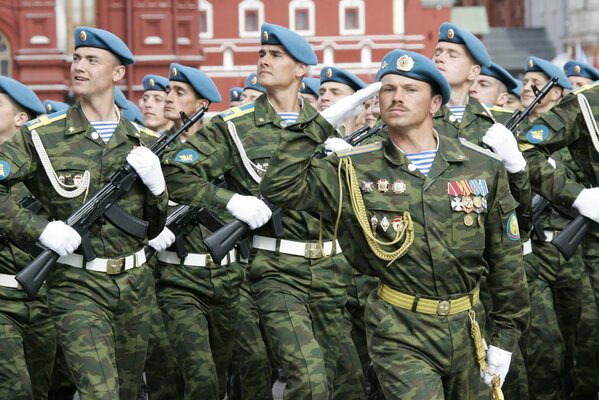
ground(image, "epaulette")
xmin=220 ymin=102 xmax=255 ymax=122
xmin=131 ymin=121 xmax=160 ymax=138
xmin=458 ymin=138 xmax=502 ymax=162
xmin=573 ymin=81 xmax=599 ymax=95
xmin=337 ymin=142 xmax=382 ymax=158
xmin=25 ymin=109 xmax=67 ymax=130
xmin=488 ymin=105 xmax=514 ymax=114
xmin=479 ymin=103 xmax=497 ymax=120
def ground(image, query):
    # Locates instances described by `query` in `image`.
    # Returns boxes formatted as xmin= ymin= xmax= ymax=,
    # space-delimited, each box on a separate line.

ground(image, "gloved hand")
xmin=127 ymin=147 xmax=166 ymax=196
xmin=573 ymin=188 xmax=599 ymax=223
xmin=321 ymin=82 xmax=382 ymax=128
xmin=226 ymin=193 xmax=272 ymax=230
xmin=148 ymin=227 xmax=176 ymax=252
xmin=39 ymin=221 xmax=81 ymax=257
xmin=481 ymin=345 xmax=512 ymax=388
xmin=482 ymin=123 xmax=526 ymax=173
xmin=324 ymin=137 xmax=353 ymax=155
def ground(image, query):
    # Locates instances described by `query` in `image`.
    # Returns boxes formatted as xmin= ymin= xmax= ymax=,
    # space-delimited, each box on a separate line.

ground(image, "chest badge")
xmin=392 ymin=179 xmax=406 ymax=195
xmin=377 ymin=179 xmax=389 ymax=193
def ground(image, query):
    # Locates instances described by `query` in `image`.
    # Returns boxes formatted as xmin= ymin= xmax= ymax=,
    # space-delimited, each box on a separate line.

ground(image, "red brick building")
xmin=0 ymin=0 xmax=451 ymax=113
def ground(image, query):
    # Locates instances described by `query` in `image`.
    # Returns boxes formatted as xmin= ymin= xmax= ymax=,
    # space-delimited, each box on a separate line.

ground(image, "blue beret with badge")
xmin=143 ymin=74 xmax=168 ymax=92
xmin=300 ymin=77 xmax=320 ymax=97
xmin=0 ymin=76 xmax=45 ymax=116
xmin=74 ymin=26 xmax=135 ymax=66
xmin=525 ymin=56 xmax=572 ymax=90
xmin=563 ymin=60 xmax=599 ymax=81
xmin=260 ymin=23 xmax=317 ymax=65
xmin=376 ymin=49 xmax=451 ymax=105
xmin=43 ymin=100 xmax=69 ymax=114
xmin=169 ymin=63 xmax=222 ymax=103
xmin=114 ymin=86 xmax=129 ymax=109
xmin=480 ymin=62 xmax=519 ymax=91
xmin=244 ymin=72 xmax=266 ymax=93
xmin=320 ymin=66 xmax=366 ymax=92
xmin=438 ymin=22 xmax=491 ymax=68
xmin=122 ymin=100 xmax=144 ymax=125
xmin=229 ymin=86 xmax=243 ymax=102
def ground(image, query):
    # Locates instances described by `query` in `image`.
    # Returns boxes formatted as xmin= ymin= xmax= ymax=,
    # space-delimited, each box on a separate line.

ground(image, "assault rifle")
xmin=504 ymin=76 xmax=559 ymax=131
xmin=16 ymin=107 xmax=208 ymax=298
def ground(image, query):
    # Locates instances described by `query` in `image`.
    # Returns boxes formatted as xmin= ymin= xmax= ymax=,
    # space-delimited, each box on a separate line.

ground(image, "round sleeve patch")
xmin=525 ymin=124 xmax=550 ymax=144
xmin=175 ymin=149 xmax=199 ymax=163
xmin=506 ymin=211 xmax=520 ymax=241
xmin=0 ymin=160 xmax=11 ymax=180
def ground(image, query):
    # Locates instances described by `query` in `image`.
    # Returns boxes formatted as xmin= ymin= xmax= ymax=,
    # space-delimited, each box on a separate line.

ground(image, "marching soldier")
xmin=563 ymin=60 xmax=599 ymax=90
xmin=141 ymin=74 xmax=173 ymax=133
xmin=229 ymin=86 xmax=244 ymax=108
xmin=469 ymin=62 xmax=520 ymax=108
xmin=299 ymin=77 xmax=320 ymax=108
xmin=239 ymin=72 xmax=266 ymax=104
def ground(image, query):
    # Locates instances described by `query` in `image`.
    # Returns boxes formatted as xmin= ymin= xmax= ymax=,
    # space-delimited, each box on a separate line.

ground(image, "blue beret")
xmin=260 ymin=23 xmax=317 ymax=65
xmin=169 ymin=63 xmax=222 ymax=103
xmin=113 ymin=86 xmax=128 ymax=109
xmin=376 ymin=49 xmax=451 ymax=105
xmin=229 ymin=87 xmax=243 ymax=102
xmin=300 ymin=78 xmax=320 ymax=97
xmin=480 ymin=62 xmax=519 ymax=91
xmin=244 ymin=73 xmax=266 ymax=94
xmin=74 ymin=26 xmax=135 ymax=66
xmin=525 ymin=56 xmax=572 ymax=90
xmin=563 ymin=61 xmax=599 ymax=81
xmin=511 ymin=80 xmax=523 ymax=97
xmin=319 ymin=66 xmax=366 ymax=92
xmin=43 ymin=100 xmax=69 ymax=114
xmin=143 ymin=74 xmax=168 ymax=92
xmin=0 ymin=76 xmax=45 ymax=116
xmin=438 ymin=22 xmax=491 ymax=68
xmin=122 ymin=100 xmax=144 ymax=124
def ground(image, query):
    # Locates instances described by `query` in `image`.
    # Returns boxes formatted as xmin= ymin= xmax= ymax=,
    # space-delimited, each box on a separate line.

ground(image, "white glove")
xmin=321 ymin=82 xmax=382 ymax=128
xmin=148 ymin=227 xmax=176 ymax=252
xmin=39 ymin=221 xmax=81 ymax=257
xmin=127 ymin=147 xmax=166 ymax=196
xmin=481 ymin=345 xmax=512 ymax=388
xmin=481 ymin=123 xmax=526 ymax=173
xmin=573 ymin=188 xmax=599 ymax=223
xmin=324 ymin=137 xmax=353 ymax=155
xmin=226 ymin=193 xmax=272 ymax=230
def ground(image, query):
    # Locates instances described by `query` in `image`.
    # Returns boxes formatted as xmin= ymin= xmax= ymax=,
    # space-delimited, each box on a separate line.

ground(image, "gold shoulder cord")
xmin=333 ymin=157 xmax=414 ymax=267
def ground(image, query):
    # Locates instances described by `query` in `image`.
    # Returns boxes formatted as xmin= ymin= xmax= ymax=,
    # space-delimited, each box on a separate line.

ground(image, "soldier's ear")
xmin=112 ymin=64 xmax=126 ymax=82
xmin=467 ymin=64 xmax=481 ymax=82
xmin=295 ymin=63 xmax=307 ymax=79
xmin=13 ymin=111 xmax=28 ymax=129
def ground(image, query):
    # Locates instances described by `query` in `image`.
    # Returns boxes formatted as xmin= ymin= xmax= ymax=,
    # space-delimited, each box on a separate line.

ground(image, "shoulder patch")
xmin=0 ymin=160 xmax=10 ymax=180
xmin=131 ymin=121 xmax=160 ymax=138
xmin=573 ymin=80 xmax=599 ymax=95
xmin=174 ymin=148 xmax=200 ymax=163
xmin=525 ymin=124 xmax=550 ymax=144
xmin=506 ymin=211 xmax=520 ymax=241
xmin=220 ymin=103 xmax=255 ymax=122
xmin=337 ymin=142 xmax=383 ymax=158
xmin=25 ymin=109 xmax=67 ymax=130
xmin=458 ymin=138 xmax=502 ymax=162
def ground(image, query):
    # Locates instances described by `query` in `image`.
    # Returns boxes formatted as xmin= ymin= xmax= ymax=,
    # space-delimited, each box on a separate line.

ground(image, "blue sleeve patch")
xmin=175 ymin=149 xmax=199 ymax=163
xmin=506 ymin=211 xmax=520 ymax=241
xmin=526 ymin=124 xmax=550 ymax=144
xmin=0 ymin=160 xmax=10 ymax=180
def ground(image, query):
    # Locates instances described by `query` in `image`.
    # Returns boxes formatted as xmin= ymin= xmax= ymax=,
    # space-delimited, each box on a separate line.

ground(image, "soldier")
xmin=0 ymin=76 xmax=57 ymax=400
xmin=240 ymin=72 xmax=266 ymax=104
xmin=161 ymin=22 xmax=356 ymax=399
xmin=141 ymin=74 xmax=173 ymax=133
xmin=0 ymin=26 xmax=168 ymax=399
xmin=563 ymin=60 xmax=599 ymax=90
xmin=229 ymin=86 xmax=244 ymax=108
xmin=470 ymin=62 xmax=519 ymax=108
xmin=260 ymin=48 xmax=530 ymax=399
xmin=300 ymin=77 xmax=320 ymax=108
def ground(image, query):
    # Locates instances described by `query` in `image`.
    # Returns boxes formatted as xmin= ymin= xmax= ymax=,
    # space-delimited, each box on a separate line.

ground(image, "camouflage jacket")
xmin=260 ymin=128 xmax=529 ymax=351
xmin=162 ymin=95 xmax=340 ymax=241
xmin=0 ymin=102 xmax=168 ymax=259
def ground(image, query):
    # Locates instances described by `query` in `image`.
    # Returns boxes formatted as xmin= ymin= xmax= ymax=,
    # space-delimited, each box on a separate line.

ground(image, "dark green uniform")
xmin=0 ymin=104 xmax=168 ymax=400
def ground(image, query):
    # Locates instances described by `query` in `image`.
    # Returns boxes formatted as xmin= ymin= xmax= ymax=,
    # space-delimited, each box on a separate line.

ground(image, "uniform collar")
xmin=383 ymin=130 xmax=467 ymax=166
xmin=253 ymin=94 xmax=320 ymax=129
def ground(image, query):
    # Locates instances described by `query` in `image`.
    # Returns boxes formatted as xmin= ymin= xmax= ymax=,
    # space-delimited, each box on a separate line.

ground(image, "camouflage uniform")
xmin=259 ymin=126 xmax=530 ymax=399
xmin=162 ymin=97 xmax=352 ymax=399
xmin=0 ymin=104 xmax=168 ymax=400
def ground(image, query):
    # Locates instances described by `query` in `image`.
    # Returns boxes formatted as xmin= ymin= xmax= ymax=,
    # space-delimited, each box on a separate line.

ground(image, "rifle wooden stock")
xmin=552 ymin=214 xmax=592 ymax=260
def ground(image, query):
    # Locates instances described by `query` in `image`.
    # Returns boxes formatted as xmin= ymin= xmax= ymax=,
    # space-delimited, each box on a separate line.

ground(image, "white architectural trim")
xmin=198 ymin=0 xmax=214 ymax=39
xmin=289 ymin=0 xmax=315 ymax=36
xmin=339 ymin=0 xmax=365 ymax=36
xmin=238 ymin=0 xmax=264 ymax=38
xmin=393 ymin=0 xmax=405 ymax=34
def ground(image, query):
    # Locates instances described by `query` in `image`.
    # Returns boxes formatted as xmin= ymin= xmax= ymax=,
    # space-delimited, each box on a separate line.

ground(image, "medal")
xmin=462 ymin=195 xmax=474 ymax=213
xmin=392 ymin=216 xmax=403 ymax=232
xmin=464 ymin=214 xmax=474 ymax=226
xmin=380 ymin=216 xmax=390 ymax=232
xmin=451 ymin=197 xmax=463 ymax=211
xmin=392 ymin=179 xmax=406 ymax=195
xmin=377 ymin=179 xmax=389 ymax=193
xmin=360 ymin=180 xmax=374 ymax=193
xmin=370 ymin=215 xmax=378 ymax=236
xmin=473 ymin=196 xmax=482 ymax=208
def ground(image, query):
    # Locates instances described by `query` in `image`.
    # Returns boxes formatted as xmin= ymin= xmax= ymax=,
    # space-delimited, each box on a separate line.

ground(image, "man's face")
xmin=164 ymin=81 xmax=202 ymax=122
xmin=470 ymin=75 xmax=505 ymax=106
xmin=379 ymin=74 xmax=441 ymax=132
xmin=257 ymin=45 xmax=299 ymax=90
xmin=0 ymin=93 xmax=21 ymax=142
xmin=568 ymin=75 xmax=593 ymax=90
xmin=317 ymin=82 xmax=354 ymax=111
xmin=141 ymin=90 xmax=169 ymax=130
xmin=363 ymin=96 xmax=380 ymax=127
xmin=240 ymin=88 xmax=263 ymax=104
xmin=521 ymin=72 xmax=563 ymax=113
xmin=504 ymin=94 xmax=522 ymax=111
xmin=433 ymin=42 xmax=479 ymax=86
xmin=71 ymin=47 xmax=122 ymax=98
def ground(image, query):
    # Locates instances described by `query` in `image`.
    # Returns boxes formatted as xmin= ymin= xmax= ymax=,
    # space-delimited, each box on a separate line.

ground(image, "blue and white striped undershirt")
xmin=278 ymin=112 xmax=299 ymax=125
xmin=90 ymin=121 xmax=118 ymax=144
xmin=405 ymin=150 xmax=437 ymax=176
xmin=448 ymin=105 xmax=466 ymax=123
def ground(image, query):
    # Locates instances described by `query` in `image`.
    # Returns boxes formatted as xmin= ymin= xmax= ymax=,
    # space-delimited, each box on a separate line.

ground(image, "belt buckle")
xmin=437 ymin=300 xmax=451 ymax=316
xmin=304 ymin=243 xmax=323 ymax=259
xmin=106 ymin=258 xmax=126 ymax=275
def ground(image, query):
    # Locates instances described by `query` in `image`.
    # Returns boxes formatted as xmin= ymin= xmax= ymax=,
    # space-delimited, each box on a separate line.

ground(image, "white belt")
xmin=252 ymin=235 xmax=342 ymax=259
xmin=157 ymin=249 xmax=236 ymax=267
xmin=0 ymin=273 xmax=20 ymax=289
xmin=58 ymin=249 xmax=146 ymax=275
xmin=522 ymin=239 xmax=532 ymax=256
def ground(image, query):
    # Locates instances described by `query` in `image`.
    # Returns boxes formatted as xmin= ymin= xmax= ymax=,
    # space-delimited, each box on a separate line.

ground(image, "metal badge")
xmin=360 ymin=180 xmax=374 ymax=193
xmin=79 ymin=31 xmax=87 ymax=41
xmin=464 ymin=213 xmax=474 ymax=227
xmin=377 ymin=179 xmax=389 ymax=193
xmin=380 ymin=216 xmax=390 ymax=232
xmin=392 ymin=179 xmax=406 ymax=194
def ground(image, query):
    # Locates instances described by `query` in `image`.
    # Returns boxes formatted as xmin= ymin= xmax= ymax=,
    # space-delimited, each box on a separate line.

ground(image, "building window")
xmin=66 ymin=0 xmax=96 ymax=55
xmin=393 ymin=0 xmax=405 ymax=34
xmin=198 ymin=0 xmax=213 ymax=39
xmin=289 ymin=0 xmax=315 ymax=36
xmin=239 ymin=0 xmax=264 ymax=38
xmin=0 ymin=33 xmax=10 ymax=77
xmin=339 ymin=0 xmax=365 ymax=35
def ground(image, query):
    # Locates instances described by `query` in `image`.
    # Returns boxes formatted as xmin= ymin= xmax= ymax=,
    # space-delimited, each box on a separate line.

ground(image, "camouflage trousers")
xmin=0 ymin=287 xmax=56 ymax=400
xmin=228 ymin=272 xmax=274 ymax=400
xmin=155 ymin=260 xmax=244 ymax=399
xmin=47 ymin=264 xmax=154 ymax=400
xmin=249 ymin=251 xmax=350 ymax=400
xmin=48 ymin=345 xmax=77 ymax=400
xmin=365 ymin=290 xmax=486 ymax=400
